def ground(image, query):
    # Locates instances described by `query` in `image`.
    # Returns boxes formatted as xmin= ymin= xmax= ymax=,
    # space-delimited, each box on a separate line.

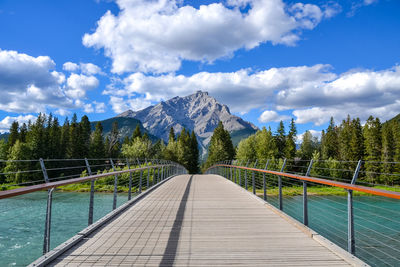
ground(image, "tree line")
xmin=0 ymin=113 xmax=200 ymax=184
xmin=204 ymin=116 xmax=400 ymax=185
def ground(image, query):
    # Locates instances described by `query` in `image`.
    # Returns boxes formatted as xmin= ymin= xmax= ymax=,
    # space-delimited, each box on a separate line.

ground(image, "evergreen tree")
xmin=285 ymin=118 xmax=297 ymax=159
xmin=381 ymin=123 xmax=395 ymax=184
xmin=142 ymin=132 xmax=149 ymax=141
xmin=19 ymin=123 xmax=27 ymax=143
xmin=4 ymin=140 xmax=33 ymax=183
xmin=169 ymin=127 xmax=175 ymax=142
xmin=60 ymin=118 xmax=70 ymax=159
xmin=350 ymin=118 xmax=364 ymax=161
xmin=132 ymin=125 xmax=142 ymax=141
xmin=68 ymin=114 xmax=81 ymax=158
xmin=321 ymin=117 xmax=339 ymax=159
xmin=49 ymin=117 xmax=61 ymax=159
xmin=8 ymin=121 xmax=19 ymax=149
xmin=338 ymin=115 xmax=352 ymax=161
xmin=363 ymin=116 xmax=382 ymax=183
xmin=275 ymin=121 xmax=286 ymax=159
xmin=90 ymin=122 xmax=105 ymax=158
xmin=205 ymin=121 xmax=234 ymax=168
xmin=79 ymin=115 xmax=91 ymax=157
xmin=189 ymin=131 xmax=199 ymax=173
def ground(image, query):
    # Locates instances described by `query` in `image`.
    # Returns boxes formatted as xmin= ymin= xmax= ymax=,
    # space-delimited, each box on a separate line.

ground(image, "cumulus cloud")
xmin=0 ymin=49 xmax=76 ymax=113
xmin=105 ymin=63 xmax=400 ymax=126
xmin=84 ymin=101 xmax=106 ymax=113
xmin=83 ymin=0 xmax=338 ymax=74
xmin=63 ymin=61 xmax=102 ymax=75
xmin=0 ymin=115 xmax=36 ymax=133
xmin=109 ymin=96 xmax=152 ymax=113
xmin=0 ymin=49 xmax=100 ymax=114
xmin=65 ymin=74 xmax=99 ymax=99
xmin=258 ymin=110 xmax=290 ymax=123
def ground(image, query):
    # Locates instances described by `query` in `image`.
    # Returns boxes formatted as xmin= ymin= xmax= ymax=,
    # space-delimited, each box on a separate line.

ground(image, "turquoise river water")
xmin=0 ymin=191 xmax=399 ymax=266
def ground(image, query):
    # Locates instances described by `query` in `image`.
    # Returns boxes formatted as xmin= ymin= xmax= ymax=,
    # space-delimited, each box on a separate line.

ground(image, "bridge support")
xmin=303 ymin=160 xmax=313 ymax=226
xmin=85 ymin=158 xmax=95 ymax=225
xmin=348 ymin=160 xmax=362 ymax=254
xmin=278 ymin=159 xmax=287 ymax=211
xmin=110 ymin=159 xmax=118 ymax=210
xmin=263 ymin=160 xmax=269 ymax=201
xmin=126 ymin=159 xmax=133 ymax=200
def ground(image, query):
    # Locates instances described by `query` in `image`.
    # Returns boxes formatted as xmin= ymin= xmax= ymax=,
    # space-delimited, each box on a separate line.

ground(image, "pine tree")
xmin=60 ymin=118 xmax=70 ymax=159
xmin=350 ymin=118 xmax=364 ymax=161
xmin=285 ymin=118 xmax=297 ymax=159
xmin=8 ymin=121 xmax=19 ymax=149
xmin=90 ymin=122 xmax=105 ymax=158
xmin=169 ymin=127 xmax=175 ymax=142
xmin=363 ymin=116 xmax=382 ymax=183
xmin=276 ymin=121 xmax=286 ymax=159
xmin=19 ymin=123 xmax=27 ymax=143
xmin=381 ymin=123 xmax=395 ymax=184
xmin=189 ymin=131 xmax=199 ymax=173
xmin=49 ymin=117 xmax=61 ymax=159
xmin=338 ymin=115 xmax=352 ymax=161
xmin=68 ymin=114 xmax=81 ymax=158
xmin=79 ymin=115 xmax=91 ymax=158
xmin=322 ymin=117 xmax=339 ymax=159
xmin=132 ymin=125 xmax=142 ymax=141
xmin=205 ymin=121 xmax=234 ymax=168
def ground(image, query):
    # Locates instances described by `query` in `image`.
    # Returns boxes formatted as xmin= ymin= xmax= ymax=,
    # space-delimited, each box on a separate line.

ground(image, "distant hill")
xmin=91 ymin=117 xmax=158 ymax=142
xmin=0 ymin=133 xmax=9 ymax=141
xmin=117 ymin=91 xmax=258 ymax=157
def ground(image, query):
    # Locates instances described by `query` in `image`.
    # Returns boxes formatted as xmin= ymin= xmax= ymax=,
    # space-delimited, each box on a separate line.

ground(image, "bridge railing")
xmin=0 ymin=158 xmax=186 ymax=265
xmin=206 ymin=159 xmax=400 ymax=267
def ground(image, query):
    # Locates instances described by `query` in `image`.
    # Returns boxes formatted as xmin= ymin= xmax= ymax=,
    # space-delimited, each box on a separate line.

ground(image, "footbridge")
xmin=1 ymin=158 xmax=400 ymax=266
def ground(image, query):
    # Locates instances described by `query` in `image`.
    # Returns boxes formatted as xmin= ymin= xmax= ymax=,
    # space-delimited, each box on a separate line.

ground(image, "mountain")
xmin=117 ymin=91 xmax=258 ymax=156
xmin=0 ymin=133 xmax=9 ymax=141
xmin=90 ymin=117 xmax=158 ymax=142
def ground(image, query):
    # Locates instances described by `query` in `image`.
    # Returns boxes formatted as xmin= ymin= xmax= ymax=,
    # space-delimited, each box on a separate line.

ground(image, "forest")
xmin=0 ymin=113 xmax=199 ymax=184
xmin=1 ymin=112 xmax=400 ymax=186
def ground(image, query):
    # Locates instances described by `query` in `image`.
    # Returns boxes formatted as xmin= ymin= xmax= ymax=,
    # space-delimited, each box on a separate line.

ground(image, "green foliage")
xmin=255 ymin=127 xmax=277 ymax=159
xmin=205 ymin=121 xmax=235 ymax=168
xmin=321 ymin=117 xmax=339 ymax=159
xmin=90 ymin=122 xmax=105 ymax=158
xmin=285 ymin=118 xmax=297 ymax=159
xmin=121 ymin=137 xmax=152 ymax=159
xmin=132 ymin=125 xmax=142 ymax=140
xmin=275 ymin=121 xmax=286 ymax=159
xmin=236 ymin=135 xmax=256 ymax=161
xmin=4 ymin=140 xmax=34 ymax=183
xmin=363 ymin=116 xmax=382 ymax=183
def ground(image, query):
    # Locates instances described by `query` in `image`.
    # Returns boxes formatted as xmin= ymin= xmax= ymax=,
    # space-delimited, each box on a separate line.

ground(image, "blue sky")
xmin=0 ymin=0 xmax=400 ymax=139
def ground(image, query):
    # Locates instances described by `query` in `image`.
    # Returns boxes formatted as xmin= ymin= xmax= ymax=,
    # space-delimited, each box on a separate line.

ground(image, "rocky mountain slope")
xmin=117 ymin=91 xmax=258 ymax=155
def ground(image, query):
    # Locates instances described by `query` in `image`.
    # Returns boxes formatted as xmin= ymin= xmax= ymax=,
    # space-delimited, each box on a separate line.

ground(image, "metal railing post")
xmin=40 ymin=158 xmax=53 ymax=255
xmin=303 ymin=159 xmax=313 ymax=226
xmin=263 ymin=160 xmax=269 ymax=201
xmin=147 ymin=162 xmax=150 ymax=189
xmin=126 ymin=159 xmax=133 ymax=200
xmin=278 ymin=159 xmax=287 ymax=211
xmin=139 ymin=169 xmax=143 ymax=193
xmin=252 ymin=160 xmax=258 ymax=195
xmin=85 ymin=158 xmax=95 ymax=225
xmin=110 ymin=159 xmax=118 ymax=210
xmin=230 ymin=161 xmax=233 ymax=181
xmin=239 ymin=161 xmax=242 ymax=186
xmin=348 ymin=160 xmax=362 ymax=254
xmin=245 ymin=160 xmax=249 ymax=190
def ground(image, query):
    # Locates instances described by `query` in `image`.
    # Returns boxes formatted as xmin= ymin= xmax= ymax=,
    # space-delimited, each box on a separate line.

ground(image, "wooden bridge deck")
xmin=49 ymin=174 xmax=357 ymax=266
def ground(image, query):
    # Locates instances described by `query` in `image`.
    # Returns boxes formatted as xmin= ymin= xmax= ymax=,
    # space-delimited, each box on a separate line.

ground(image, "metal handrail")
xmin=209 ymin=164 xmax=400 ymax=200
xmin=206 ymin=161 xmax=400 ymax=266
xmin=0 ymin=164 xmax=174 ymax=200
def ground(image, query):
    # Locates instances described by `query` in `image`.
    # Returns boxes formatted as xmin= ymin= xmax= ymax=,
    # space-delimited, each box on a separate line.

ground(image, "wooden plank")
xmin=49 ymin=174 xmax=355 ymax=266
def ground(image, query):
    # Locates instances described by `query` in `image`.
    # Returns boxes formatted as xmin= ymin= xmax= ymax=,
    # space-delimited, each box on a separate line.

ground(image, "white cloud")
xmin=109 ymin=96 xmax=152 ymax=113
xmin=63 ymin=62 xmax=102 ymax=75
xmin=0 ymin=115 xmax=36 ymax=133
xmin=63 ymin=62 xmax=79 ymax=72
xmin=65 ymin=74 xmax=99 ymax=99
xmin=104 ymin=63 xmax=400 ymax=126
xmin=83 ymin=0 xmax=338 ymax=74
xmin=0 ymin=49 xmax=75 ymax=113
xmin=84 ymin=101 xmax=106 ymax=113
xmin=258 ymin=110 xmax=290 ymax=123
